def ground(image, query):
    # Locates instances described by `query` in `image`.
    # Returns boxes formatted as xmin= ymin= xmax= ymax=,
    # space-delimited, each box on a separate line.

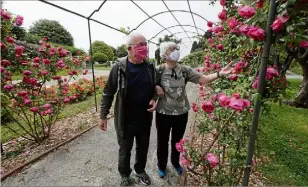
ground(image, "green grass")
xmin=285 ymin=78 xmax=302 ymax=100
xmin=1 ymin=94 xmax=102 ymax=143
xmin=258 ymin=79 xmax=308 ymax=185
xmin=11 ymin=69 xmax=79 ymax=81
xmin=91 ymin=64 xmax=111 ymax=71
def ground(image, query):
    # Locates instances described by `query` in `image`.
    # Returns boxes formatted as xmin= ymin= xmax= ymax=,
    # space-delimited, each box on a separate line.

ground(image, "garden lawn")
xmin=258 ymin=78 xmax=308 ymax=185
xmin=92 ymin=64 xmax=111 ymax=71
xmin=1 ymin=94 xmax=102 ymax=143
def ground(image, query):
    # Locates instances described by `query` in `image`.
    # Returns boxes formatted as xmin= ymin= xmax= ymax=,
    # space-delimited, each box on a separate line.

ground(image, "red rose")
xmin=300 ymin=40 xmax=308 ymax=48
xmin=218 ymin=9 xmax=227 ymax=21
xmin=207 ymin=21 xmax=213 ymax=27
xmin=247 ymin=26 xmax=265 ymax=41
xmin=201 ymin=101 xmax=215 ymax=113
xmin=227 ymin=17 xmax=238 ymax=30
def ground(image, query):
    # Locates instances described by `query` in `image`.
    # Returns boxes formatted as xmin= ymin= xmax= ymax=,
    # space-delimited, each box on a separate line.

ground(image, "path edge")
xmin=1 ymin=115 xmax=113 ymax=182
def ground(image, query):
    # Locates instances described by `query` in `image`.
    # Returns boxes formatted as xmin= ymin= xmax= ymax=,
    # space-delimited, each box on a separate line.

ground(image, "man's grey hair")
xmin=126 ymin=32 xmax=145 ymax=47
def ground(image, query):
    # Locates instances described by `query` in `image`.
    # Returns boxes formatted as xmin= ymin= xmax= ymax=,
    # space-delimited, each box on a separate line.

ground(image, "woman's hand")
xmin=155 ymin=85 xmax=164 ymax=97
xmin=219 ymin=61 xmax=234 ymax=76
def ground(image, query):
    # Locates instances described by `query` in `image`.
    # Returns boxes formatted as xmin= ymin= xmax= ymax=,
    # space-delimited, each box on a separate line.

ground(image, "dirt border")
xmin=1 ymin=115 xmax=113 ymax=182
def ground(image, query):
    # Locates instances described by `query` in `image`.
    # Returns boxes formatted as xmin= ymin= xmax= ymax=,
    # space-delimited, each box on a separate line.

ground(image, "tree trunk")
xmin=294 ymin=61 xmax=308 ymax=108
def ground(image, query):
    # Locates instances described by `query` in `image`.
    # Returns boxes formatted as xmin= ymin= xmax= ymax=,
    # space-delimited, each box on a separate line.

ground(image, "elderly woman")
xmin=155 ymin=42 xmax=233 ymax=178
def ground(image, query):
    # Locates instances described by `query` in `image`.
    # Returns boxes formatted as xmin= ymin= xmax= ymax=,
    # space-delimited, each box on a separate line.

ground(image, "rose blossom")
xmin=42 ymin=59 xmax=51 ymax=65
xmin=30 ymin=107 xmax=39 ymax=113
xmin=207 ymin=21 xmax=213 ymax=27
xmin=180 ymin=155 xmax=188 ymax=166
xmin=271 ymin=15 xmax=290 ymax=32
xmin=256 ymin=0 xmax=265 ymax=8
xmin=238 ymin=5 xmax=256 ymax=18
xmin=206 ymin=153 xmax=219 ymax=167
xmin=0 ymin=9 xmax=11 ymax=20
xmin=201 ymin=101 xmax=215 ymax=113
xmin=6 ymin=36 xmax=15 ymax=43
xmin=83 ymin=69 xmax=88 ymax=75
xmin=14 ymin=15 xmax=24 ymax=26
xmin=24 ymin=99 xmax=32 ymax=105
xmin=3 ymin=84 xmax=14 ymax=91
xmin=228 ymin=17 xmax=238 ymax=30
xmin=216 ymin=44 xmax=224 ymax=51
xmin=220 ymin=0 xmax=226 ymax=6
xmin=15 ymin=46 xmax=24 ymax=57
xmin=218 ymin=94 xmax=230 ymax=107
xmin=266 ymin=67 xmax=279 ymax=80
xmin=23 ymin=70 xmax=32 ymax=76
xmin=247 ymin=26 xmax=265 ymax=41
xmin=1 ymin=42 xmax=6 ymax=49
xmin=229 ymin=74 xmax=238 ymax=81
xmin=175 ymin=142 xmax=184 ymax=153
xmin=218 ymin=9 xmax=227 ymax=21
xmin=18 ymin=91 xmax=28 ymax=97
xmin=239 ymin=24 xmax=251 ymax=35
xmin=300 ymin=40 xmax=308 ymax=48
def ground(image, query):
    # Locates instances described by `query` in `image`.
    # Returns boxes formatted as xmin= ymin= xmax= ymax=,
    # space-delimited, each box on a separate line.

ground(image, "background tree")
xmin=92 ymin=53 xmax=108 ymax=64
xmin=90 ymin=40 xmax=114 ymax=62
xmin=115 ymin=44 xmax=128 ymax=58
xmin=11 ymin=26 xmax=26 ymax=41
xmin=190 ymin=41 xmax=198 ymax=53
xmin=29 ymin=19 xmax=74 ymax=46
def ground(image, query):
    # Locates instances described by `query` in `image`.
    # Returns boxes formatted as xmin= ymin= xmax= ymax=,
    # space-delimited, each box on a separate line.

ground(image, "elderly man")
xmin=99 ymin=33 xmax=157 ymax=186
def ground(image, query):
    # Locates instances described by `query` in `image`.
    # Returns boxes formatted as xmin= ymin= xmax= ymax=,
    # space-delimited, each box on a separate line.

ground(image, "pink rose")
xmin=233 ymin=93 xmax=241 ymax=99
xmin=33 ymin=57 xmax=40 ymax=63
xmin=201 ymin=101 xmax=215 ymax=113
xmin=64 ymin=97 xmax=70 ymax=104
xmin=42 ymin=59 xmax=51 ymax=65
xmin=1 ymin=66 xmax=5 ymax=73
xmin=206 ymin=153 xmax=219 ymax=168
xmin=59 ymin=49 xmax=69 ymax=57
xmin=229 ymin=97 xmax=245 ymax=111
xmin=49 ymin=48 xmax=55 ymax=56
xmin=14 ymin=15 xmax=24 ymax=26
xmin=18 ymin=91 xmax=28 ymax=97
xmin=213 ymin=25 xmax=223 ymax=33
xmin=300 ymin=40 xmax=308 ymax=48
xmin=220 ymin=0 xmax=226 ymax=6
xmin=40 ymin=70 xmax=49 ymax=76
xmin=56 ymin=60 xmax=66 ymax=68
xmin=30 ymin=107 xmax=39 ymax=113
xmin=208 ymin=38 xmax=214 ymax=43
xmin=24 ymin=99 xmax=32 ymax=105
xmin=229 ymin=74 xmax=238 ymax=81
xmin=239 ymin=24 xmax=251 ymax=35
xmin=175 ymin=142 xmax=184 ymax=153
xmin=15 ymin=46 xmax=24 ymax=57
xmin=238 ymin=5 xmax=256 ymax=18
xmin=228 ymin=17 xmax=238 ymax=30
xmin=243 ymin=99 xmax=251 ymax=108
xmin=266 ymin=67 xmax=279 ymax=80
xmin=256 ymin=0 xmax=265 ymax=8
xmin=180 ymin=155 xmax=188 ymax=166
xmin=0 ymin=10 xmax=11 ymax=20
xmin=247 ymin=26 xmax=265 ymax=41
xmin=84 ymin=56 xmax=90 ymax=62
xmin=29 ymin=78 xmax=38 ymax=86
xmin=3 ymin=84 xmax=14 ymax=91
xmin=43 ymin=103 xmax=52 ymax=109
xmin=52 ymin=76 xmax=61 ymax=80
xmin=216 ymin=44 xmax=224 ymax=51
xmin=1 ymin=59 xmax=11 ymax=67
xmin=218 ymin=94 xmax=230 ymax=107
xmin=208 ymin=28 xmax=213 ymax=33
xmin=234 ymin=61 xmax=247 ymax=72
xmin=1 ymin=42 xmax=6 ymax=49
xmin=218 ymin=9 xmax=227 ymax=21
xmin=23 ymin=70 xmax=32 ymax=76
xmin=271 ymin=15 xmax=290 ymax=32
xmin=207 ymin=21 xmax=213 ymax=27
xmin=6 ymin=36 xmax=15 ymax=43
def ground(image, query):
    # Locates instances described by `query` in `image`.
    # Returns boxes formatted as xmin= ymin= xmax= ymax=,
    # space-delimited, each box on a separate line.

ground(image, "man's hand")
xmin=155 ymin=85 xmax=164 ymax=97
xmin=99 ymin=119 xmax=107 ymax=131
xmin=147 ymin=99 xmax=157 ymax=112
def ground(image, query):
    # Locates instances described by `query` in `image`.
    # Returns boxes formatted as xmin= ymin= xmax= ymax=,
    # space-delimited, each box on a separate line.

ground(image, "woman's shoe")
xmin=175 ymin=166 xmax=183 ymax=175
xmin=157 ymin=169 xmax=167 ymax=178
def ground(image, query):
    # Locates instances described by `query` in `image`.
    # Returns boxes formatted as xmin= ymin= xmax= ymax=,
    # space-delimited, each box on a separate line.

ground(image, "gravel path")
xmin=2 ymin=83 xmax=198 ymax=186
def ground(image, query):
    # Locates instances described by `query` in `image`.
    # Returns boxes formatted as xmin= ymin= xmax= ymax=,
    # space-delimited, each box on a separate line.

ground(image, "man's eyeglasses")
xmin=129 ymin=42 xmax=147 ymax=47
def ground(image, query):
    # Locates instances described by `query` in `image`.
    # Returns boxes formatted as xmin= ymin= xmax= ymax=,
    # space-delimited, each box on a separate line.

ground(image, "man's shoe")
xmin=157 ymin=169 xmax=167 ymax=178
xmin=121 ymin=177 xmax=132 ymax=186
xmin=135 ymin=171 xmax=151 ymax=185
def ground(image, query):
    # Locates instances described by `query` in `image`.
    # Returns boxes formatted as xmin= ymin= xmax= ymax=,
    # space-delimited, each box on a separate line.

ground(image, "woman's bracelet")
xmin=217 ymin=71 xmax=221 ymax=78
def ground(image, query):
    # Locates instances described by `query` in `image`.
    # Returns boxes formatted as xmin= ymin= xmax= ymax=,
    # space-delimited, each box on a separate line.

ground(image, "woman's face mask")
xmin=167 ymin=50 xmax=180 ymax=62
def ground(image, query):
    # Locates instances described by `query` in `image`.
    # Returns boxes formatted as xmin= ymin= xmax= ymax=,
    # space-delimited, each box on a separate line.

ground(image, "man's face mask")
xmin=133 ymin=43 xmax=148 ymax=62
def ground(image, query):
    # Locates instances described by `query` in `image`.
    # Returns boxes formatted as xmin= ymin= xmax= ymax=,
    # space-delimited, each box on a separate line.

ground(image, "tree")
xmin=90 ymin=40 xmax=114 ymax=61
xmin=190 ymin=41 xmax=198 ymax=53
xmin=115 ymin=44 xmax=128 ymax=58
xmin=92 ymin=53 xmax=108 ymax=64
xmin=29 ymin=19 xmax=74 ymax=46
xmin=11 ymin=26 xmax=26 ymax=41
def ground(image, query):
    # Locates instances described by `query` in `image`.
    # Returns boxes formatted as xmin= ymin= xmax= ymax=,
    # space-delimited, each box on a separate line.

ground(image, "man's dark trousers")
xmin=117 ymin=112 xmax=152 ymax=177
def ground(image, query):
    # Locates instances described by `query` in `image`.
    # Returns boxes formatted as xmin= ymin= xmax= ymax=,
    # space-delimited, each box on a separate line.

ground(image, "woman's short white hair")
xmin=159 ymin=42 xmax=179 ymax=58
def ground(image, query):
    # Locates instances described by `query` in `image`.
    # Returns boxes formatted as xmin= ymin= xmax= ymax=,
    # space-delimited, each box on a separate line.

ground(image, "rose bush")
xmin=179 ymin=0 xmax=306 ymax=185
xmin=0 ymin=9 xmax=89 ymax=142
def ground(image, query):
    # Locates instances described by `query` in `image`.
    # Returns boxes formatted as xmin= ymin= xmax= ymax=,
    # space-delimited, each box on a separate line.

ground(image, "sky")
xmin=3 ymin=0 xmax=221 ymax=59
